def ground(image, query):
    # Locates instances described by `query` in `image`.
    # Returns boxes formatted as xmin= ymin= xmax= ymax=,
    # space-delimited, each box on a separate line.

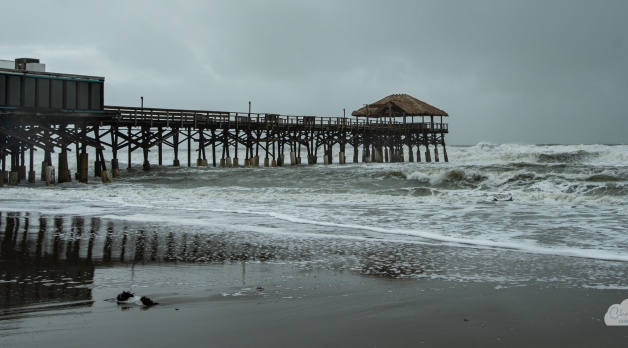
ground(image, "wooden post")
xmin=233 ymin=129 xmax=239 ymax=167
xmin=111 ymin=126 xmax=120 ymax=177
xmin=211 ymin=128 xmax=217 ymax=167
xmin=28 ymin=147 xmax=35 ymax=183
xmin=434 ymin=145 xmax=440 ymax=162
xmin=58 ymin=149 xmax=70 ymax=183
xmin=143 ymin=126 xmax=151 ymax=171
xmin=188 ymin=127 xmax=192 ymax=167
xmin=173 ymin=128 xmax=180 ymax=166
xmin=158 ymin=126 xmax=163 ymax=166
xmin=127 ymin=126 xmax=132 ymax=171
xmin=79 ymin=152 xmax=89 ymax=183
xmin=425 ymin=144 xmax=432 ymax=163
xmin=0 ymin=149 xmax=5 ymax=187
xmin=19 ymin=145 xmax=26 ymax=181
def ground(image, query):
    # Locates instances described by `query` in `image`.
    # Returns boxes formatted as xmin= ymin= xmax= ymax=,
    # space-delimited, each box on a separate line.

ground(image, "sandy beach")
xmin=2 ymin=261 xmax=627 ymax=348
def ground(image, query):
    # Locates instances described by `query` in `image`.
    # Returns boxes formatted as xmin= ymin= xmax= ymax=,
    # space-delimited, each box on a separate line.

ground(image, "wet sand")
xmin=2 ymin=262 xmax=627 ymax=348
xmin=1 ymin=212 xmax=627 ymax=346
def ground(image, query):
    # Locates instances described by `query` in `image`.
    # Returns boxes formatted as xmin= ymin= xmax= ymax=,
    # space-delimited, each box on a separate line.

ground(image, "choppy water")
xmin=1 ymin=143 xmax=628 ymax=303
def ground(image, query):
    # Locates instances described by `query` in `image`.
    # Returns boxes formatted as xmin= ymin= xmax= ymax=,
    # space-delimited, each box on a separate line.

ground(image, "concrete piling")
xmin=2 ymin=105 xmax=451 ymax=188
xmin=290 ymin=152 xmax=296 ymax=166
xmin=111 ymin=159 xmax=120 ymax=178
xmin=101 ymin=170 xmax=112 ymax=184
xmin=9 ymin=171 xmax=18 ymax=185
xmin=425 ymin=145 xmax=432 ymax=163
xmin=45 ymin=166 xmax=55 ymax=186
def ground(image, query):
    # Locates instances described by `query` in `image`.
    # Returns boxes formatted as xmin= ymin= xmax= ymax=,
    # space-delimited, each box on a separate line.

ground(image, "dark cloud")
xmin=2 ymin=0 xmax=627 ymax=144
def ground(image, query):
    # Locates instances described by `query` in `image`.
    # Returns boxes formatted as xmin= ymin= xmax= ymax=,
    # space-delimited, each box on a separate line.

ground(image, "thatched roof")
xmin=351 ymin=94 xmax=448 ymax=117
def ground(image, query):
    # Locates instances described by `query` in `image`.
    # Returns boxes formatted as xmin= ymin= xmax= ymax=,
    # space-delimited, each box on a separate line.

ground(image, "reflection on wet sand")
xmin=1 ymin=213 xmax=95 ymax=311
xmin=1 ymin=211 xmax=435 ymax=312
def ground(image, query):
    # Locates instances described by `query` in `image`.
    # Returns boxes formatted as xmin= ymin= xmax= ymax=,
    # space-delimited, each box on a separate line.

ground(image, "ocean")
xmin=1 ymin=143 xmax=628 ymax=307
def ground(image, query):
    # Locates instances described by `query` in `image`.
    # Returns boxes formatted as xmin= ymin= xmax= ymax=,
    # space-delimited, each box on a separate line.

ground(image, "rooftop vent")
xmin=15 ymin=58 xmax=46 ymax=72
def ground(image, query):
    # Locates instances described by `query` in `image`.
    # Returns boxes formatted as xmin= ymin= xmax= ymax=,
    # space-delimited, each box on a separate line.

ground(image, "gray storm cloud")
xmin=1 ymin=0 xmax=626 ymax=144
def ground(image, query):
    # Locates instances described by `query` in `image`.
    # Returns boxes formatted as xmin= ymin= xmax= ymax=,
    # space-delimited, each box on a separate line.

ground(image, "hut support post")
xmin=434 ymin=144 xmax=440 ymax=162
xmin=425 ymin=144 xmax=432 ymax=163
xmin=339 ymin=141 xmax=346 ymax=165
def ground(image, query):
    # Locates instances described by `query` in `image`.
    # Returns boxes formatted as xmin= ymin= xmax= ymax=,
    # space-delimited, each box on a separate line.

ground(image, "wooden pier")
xmin=1 ymin=61 xmax=449 ymax=186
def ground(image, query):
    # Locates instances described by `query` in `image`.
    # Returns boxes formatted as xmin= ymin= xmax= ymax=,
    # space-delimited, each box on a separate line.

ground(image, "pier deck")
xmin=0 ymin=104 xmax=449 ymax=186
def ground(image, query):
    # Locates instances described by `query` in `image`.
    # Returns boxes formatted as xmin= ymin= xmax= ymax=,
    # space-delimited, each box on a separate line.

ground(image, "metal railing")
xmin=103 ymin=105 xmax=448 ymax=132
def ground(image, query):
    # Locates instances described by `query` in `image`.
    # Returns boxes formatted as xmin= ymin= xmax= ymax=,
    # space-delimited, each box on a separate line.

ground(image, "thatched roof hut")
xmin=351 ymin=94 xmax=448 ymax=118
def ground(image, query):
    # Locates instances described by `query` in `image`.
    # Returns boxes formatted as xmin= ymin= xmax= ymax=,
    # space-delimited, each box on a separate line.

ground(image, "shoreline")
xmin=2 ymin=262 xmax=627 ymax=347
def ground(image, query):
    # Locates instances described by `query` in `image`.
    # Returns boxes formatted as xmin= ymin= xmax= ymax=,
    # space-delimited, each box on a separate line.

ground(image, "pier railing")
xmin=103 ymin=106 xmax=448 ymax=133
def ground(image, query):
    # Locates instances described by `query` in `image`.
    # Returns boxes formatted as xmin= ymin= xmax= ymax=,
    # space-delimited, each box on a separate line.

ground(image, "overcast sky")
xmin=2 ymin=0 xmax=627 ymax=145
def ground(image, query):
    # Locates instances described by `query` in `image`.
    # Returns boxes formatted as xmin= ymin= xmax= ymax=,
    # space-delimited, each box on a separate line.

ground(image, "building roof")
xmin=351 ymin=94 xmax=448 ymax=117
